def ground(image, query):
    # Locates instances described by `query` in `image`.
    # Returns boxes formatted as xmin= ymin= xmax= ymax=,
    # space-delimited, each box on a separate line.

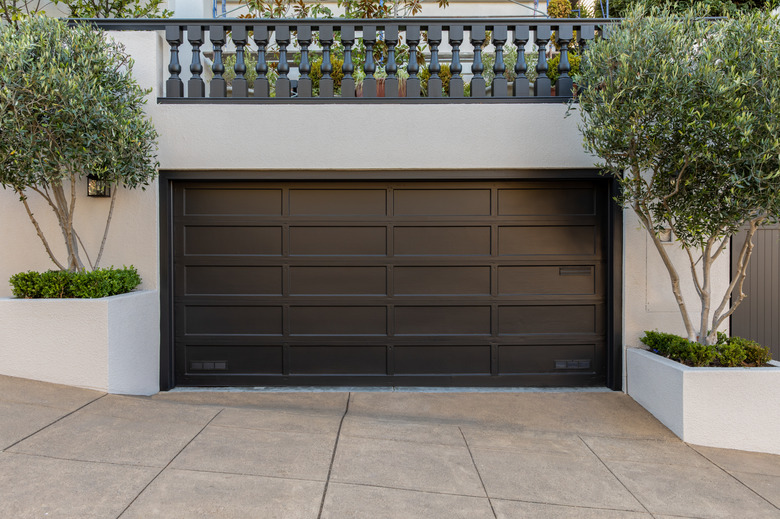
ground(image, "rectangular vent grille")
xmin=190 ymin=361 xmax=228 ymax=371
xmin=554 ymin=359 xmax=591 ymax=370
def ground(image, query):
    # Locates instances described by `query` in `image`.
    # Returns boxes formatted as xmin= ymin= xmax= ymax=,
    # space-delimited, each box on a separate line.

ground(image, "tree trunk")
xmin=636 ymin=208 xmax=697 ymax=341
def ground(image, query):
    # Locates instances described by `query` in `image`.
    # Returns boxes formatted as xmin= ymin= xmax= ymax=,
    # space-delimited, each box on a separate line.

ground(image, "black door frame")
xmin=158 ymin=169 xmax=623 ymax=391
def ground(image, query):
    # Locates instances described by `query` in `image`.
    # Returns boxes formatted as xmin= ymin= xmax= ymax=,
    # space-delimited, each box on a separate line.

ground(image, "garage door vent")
xmin=555 ymin=360 xmax=591 ymax=370
xmin=190 ymin=361 xmax=228 ymax=371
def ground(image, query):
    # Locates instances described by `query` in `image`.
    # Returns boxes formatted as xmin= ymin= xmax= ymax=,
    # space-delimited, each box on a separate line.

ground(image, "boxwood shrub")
xmin=641 ymin=330 xmax=773 ymax=367
xmin=10 ymin=267 xmax=141 ymax=299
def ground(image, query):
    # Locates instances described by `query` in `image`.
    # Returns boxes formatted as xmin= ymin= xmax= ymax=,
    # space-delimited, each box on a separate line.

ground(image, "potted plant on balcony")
xmin=0 ymin=16 xmax=160 ymax=395
xmin=575 ymin=4 xmax=780 ymax=454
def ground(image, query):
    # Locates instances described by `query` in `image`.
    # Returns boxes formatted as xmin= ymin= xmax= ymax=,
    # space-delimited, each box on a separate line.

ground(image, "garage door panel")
xmin=498 ymin=266 xmax=596 ymax=296
xmin=498 ymin=226 xmax=596 ymax=256
xmin=186 ymin=345 xmax=283 ymax=374
xmin=184 ymin=188 xmax=282 ymax=216
xmin=498 ymin=188 xmax=596 ymax=216
xmin=395 ymin=306 xmax=491 ymax=336
xmin=290 ymin=189 xmax=387 ymax=216
xmin=498 ymin=305 xmax=597 ymax=335
xmin=394 ymin=267 xmax=491 ymax=295
xmin=290 ymin=346 xmax=387 ymax=374
xmin=498 ymin=344 xmax=598 ymax=374
xmin=184 ymin=226 xmax=283 ymax=256
xmin=394 ymin=189 xmax=491 ymax=216
xmin=185 ymin=266 xmax=283 ymax=295
xmin=290 ymin=227 xmax=387 ymax=256
xmin=290 ymin=306 xmax=387 ymax=336
xmin=185 ymin=306 xmax=283 ymax=336
xmin=394 ymin=345 xmax=491 ymax=374
xmin=394 ymin=227 xmax=491 ymax=256
xmin=289 ymin=266 xmax=387 ymax=296
xmin=172 ymin=180 xmax=610 ymax=387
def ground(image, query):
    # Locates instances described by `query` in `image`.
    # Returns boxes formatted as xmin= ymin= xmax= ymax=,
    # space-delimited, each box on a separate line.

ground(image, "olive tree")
xmin=575 ymin=5 xmax=780 ymax=344
xmin=0 ymin=16 xmax=158 ymax=272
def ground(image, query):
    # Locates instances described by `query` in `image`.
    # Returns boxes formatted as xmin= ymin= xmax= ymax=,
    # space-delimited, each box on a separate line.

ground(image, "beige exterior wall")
xmin=0 ymin=31 xmax=731 ymax=391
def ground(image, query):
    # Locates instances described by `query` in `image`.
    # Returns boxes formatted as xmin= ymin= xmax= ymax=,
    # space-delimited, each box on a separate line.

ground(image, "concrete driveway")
xmin=1 ymin=375 xmax=779 ymax=518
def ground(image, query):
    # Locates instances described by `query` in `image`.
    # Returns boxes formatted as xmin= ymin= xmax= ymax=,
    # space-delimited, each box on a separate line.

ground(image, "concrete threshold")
xmin=168 ymin=386 xmax=615 ymax=393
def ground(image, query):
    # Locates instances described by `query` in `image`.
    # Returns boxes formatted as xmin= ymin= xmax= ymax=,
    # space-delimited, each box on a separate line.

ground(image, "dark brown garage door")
xmin=171 ymin=180 xmax=608 ymax=386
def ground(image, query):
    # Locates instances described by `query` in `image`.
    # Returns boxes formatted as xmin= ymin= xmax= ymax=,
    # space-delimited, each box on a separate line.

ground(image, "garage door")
xmin=171 ymin=180 xmax=608 ymax=386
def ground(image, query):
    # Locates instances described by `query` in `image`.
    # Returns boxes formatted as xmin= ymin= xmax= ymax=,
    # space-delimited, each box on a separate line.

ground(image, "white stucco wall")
xmin=0 ymin=291 xmax=159 ymax=395
xmin=0 ymin=30 xmax=732 ymax=393
xmin=627 ymin=348 xmax=780 ymax=455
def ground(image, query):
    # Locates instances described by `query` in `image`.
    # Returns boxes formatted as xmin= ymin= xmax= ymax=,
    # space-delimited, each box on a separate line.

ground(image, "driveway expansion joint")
xmin=578 ymin=434 xmax=657 ymax=518
xmin=317 ymin=392 xmax=351 ymax=519
xmin=115 ymin=407 xmax=224 ymax=519
xmin=324 ymin=480 xmax=490 ymax=499
xmin=1 ymin=393 xmax=107 ymax=453
xmin=688 ymin=445 xmax=780 ymax=511
xmin=169 ymin=466 xmax=328 ymax=484
xmin=0 ymin=450 xmax=161 ymax=469
xmin=459 ymin=426 xmax=498 ymax=519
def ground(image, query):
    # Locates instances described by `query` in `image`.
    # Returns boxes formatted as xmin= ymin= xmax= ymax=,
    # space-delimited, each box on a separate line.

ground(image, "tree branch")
xmin=660 ymin=156 xmax=690 ymax=205
xmin=635 ymin=190 xmax=696 ymax=341
xmin=73 ymin=230 xmax=95 ymax=271
xmin=699 ymin=236 xmax=716 ymax=344
xmin=711 ymin=216 xmax=766 ymax=332
xmin=94 ymin=185 xmax=118 ymax=269
xmin=711 ymin=232 xmax=730 ymax=263
xmin=17 ymin=189 xmax=66 ymax=271
xmin=684 ymin=245 xmax=703 ymax=299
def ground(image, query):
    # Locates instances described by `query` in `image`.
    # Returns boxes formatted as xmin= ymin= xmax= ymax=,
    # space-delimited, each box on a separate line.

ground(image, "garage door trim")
xmin=158 ymin=170 xmax=623 ymax=390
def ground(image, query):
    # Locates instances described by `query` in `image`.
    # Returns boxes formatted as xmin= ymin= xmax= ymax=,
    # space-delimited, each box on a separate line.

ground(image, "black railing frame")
xmin=69 ymin=17 xmax=621 ymax=104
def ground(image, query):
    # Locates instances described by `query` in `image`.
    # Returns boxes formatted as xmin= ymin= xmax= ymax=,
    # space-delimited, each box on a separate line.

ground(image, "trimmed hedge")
xmin=10 ymin=267 xmax=141 ymax=299
xmin=640 ymin=330 xmax=773 ymax=367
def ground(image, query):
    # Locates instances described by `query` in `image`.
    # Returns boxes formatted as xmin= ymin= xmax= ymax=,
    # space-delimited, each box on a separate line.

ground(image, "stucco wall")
xmin=0 ymin=291 xmax=159 ymax=395
xmin=0 ymin=30 xmax=731 ymax=392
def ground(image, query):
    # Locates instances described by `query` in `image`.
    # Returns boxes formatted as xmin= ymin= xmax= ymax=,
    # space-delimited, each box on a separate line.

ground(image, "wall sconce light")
xmin=658 ymin=228 xmax=673 ymax=243
xmin=87 ymin=174 xmax=111 ymax=198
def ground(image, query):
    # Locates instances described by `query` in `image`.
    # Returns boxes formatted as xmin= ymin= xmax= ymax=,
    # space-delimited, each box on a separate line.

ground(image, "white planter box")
xmin=0 ymin=290 xmax=159 ymax=396
xmin=627 ymin=347 xmax=780 ymax=455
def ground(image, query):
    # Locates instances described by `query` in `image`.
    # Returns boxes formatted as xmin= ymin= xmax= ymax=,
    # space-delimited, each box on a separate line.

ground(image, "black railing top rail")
xmin=68 ymin=16 xmax=622 ymax=31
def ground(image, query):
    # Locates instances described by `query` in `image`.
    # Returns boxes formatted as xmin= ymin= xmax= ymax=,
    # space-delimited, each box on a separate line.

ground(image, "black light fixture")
xmin=87 ymin=174 xmax=111 ymax=197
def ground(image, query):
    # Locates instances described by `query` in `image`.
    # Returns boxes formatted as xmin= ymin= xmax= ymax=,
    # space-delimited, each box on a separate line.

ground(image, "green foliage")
xmin=53 ymin=0 xmax=172 ymax=18
xmin=594 ymin=0 xmax=774 ymax=18
xmin=310 ymin=55 xmax=346 ymax=92
xmin=242 ymin=0 xmax=448 ymax=18
xmin=0 ymin=17 xmax=159 ymax=271
xmin=10 ymin=267 xmax=141 ymax=298
xmin=730 ymin=336 xmax=773 ymax=365
xmin=548 ymin=0 xmax=573 ymax=17
xmin=419 ymin=64 xmax=452 ymax=96
xmin=641 ymin=331 xmax=773 ymax=366
xmin=685 ymin=342 xmax=719 ymax=367
xmin=482 ymin=43 xmax=518 ymax=87
xmin=0 ymin=0 xmax=38 ymax=23
xmin=546 ymin=53 xmax=582 ymax=86
xmin=1 ymin=0 xmax=170 ymax=24
xmin=641 ymin=330 xmax=716 ymax=366
xmin=0 ymin=17 xmax=158 ymax=191
xmin=577 ymin=5 xmax=780 ymax=343
xmin=716 ymin=342 xmax=747 ymax=366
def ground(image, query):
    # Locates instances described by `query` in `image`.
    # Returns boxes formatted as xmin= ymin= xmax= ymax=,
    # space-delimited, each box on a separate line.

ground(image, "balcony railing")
xmin=78 ymin=18 xmax=616 ymax=103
